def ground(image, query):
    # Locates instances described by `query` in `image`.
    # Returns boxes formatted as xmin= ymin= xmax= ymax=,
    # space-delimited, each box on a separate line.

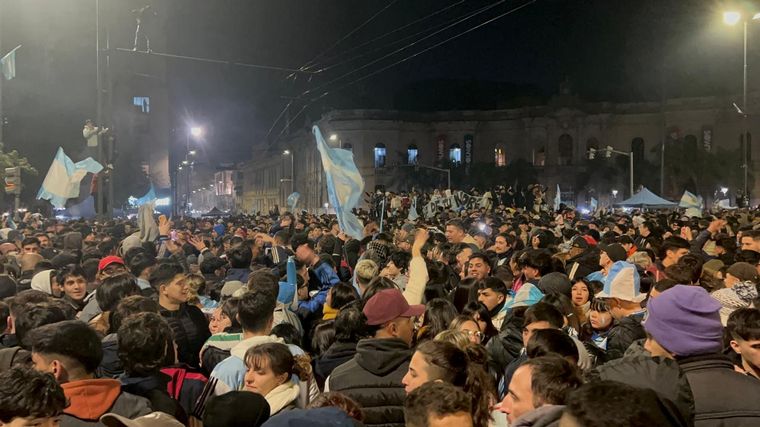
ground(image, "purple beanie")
xmin=644 ymin=285 xmax=723 ymax=357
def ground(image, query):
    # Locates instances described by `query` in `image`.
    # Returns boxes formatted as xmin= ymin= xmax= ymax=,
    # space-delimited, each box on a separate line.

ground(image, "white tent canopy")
xmin=614 ymin=187 xmax=677 ymax=209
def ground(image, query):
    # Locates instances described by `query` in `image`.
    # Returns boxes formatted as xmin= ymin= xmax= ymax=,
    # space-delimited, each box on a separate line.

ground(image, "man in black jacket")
xmin=644 ymin=285 xmax=760 ymax=426
xmin=150 ymin=262 xmax=210 ymax=368
xmin=328 ymin=289 xmax=423 ymax=427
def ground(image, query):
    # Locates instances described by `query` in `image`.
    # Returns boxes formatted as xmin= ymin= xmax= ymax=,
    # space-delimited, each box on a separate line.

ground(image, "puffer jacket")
xmin=603 ymin=311 xmax=646 ymax=362
xmin=160 ymin=303 xmax=211 ymax=368
xmin=486 ymin=308 xmax=524 ymax=379
xmin=678 ymin=353 xmax=760 ymax=427
xmin=328 ymin=338 xmax=411 ymax=427
xmin=589 ymin=355 xmax=695 ymax=424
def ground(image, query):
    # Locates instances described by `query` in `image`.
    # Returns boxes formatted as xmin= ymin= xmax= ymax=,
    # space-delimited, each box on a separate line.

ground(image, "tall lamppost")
xmin=724 ymin=10 xmax=760 ymax=204
xmin=184 ymin=126 xmax=203 ymax=215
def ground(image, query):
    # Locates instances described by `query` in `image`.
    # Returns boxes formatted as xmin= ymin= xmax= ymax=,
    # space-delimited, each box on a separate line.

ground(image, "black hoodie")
xmin=328 ymin=338 xmax=411 ymax=427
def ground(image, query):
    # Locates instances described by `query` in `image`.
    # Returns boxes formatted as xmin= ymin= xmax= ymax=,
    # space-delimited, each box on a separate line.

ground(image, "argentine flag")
xmin=313 ymin=126 xmax=364 ymax=240
xmin=1 ymin=45 xmax=20 ymax=80
xmin=37 ymin=147 xmax=103 ymax=209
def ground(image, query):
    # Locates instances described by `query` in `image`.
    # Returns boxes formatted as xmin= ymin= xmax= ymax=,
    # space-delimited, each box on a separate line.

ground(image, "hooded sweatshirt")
xmin=31 ymin=269 xmax=55 ymax=295
xmin=60 ymin=379 xmax=151 ymax=427
xmin=328 ymin=338 xmax=411 ymax=427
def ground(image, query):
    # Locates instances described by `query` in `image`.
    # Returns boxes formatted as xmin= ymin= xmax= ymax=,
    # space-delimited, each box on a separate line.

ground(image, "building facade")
xmin=237 ymin=93 xmax=760 ymax=213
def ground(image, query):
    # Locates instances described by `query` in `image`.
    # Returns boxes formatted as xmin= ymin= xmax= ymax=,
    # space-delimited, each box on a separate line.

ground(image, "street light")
xmin=724 ymin=11 xmax=760 ymax=203
xmin=612 ymin=189 xmax=619 ymax=198
xmin=188 ymin=150 xmax=197 ymax=156
xmin=282 ymin=149 xmax=294 ymax=197
xmin=329 ymin=134 xmax=338 ymax=142
xmin=190 ymin=126 xmax=204 ymax=138
xmin=721 ymin=187 xmax=729 ymax=196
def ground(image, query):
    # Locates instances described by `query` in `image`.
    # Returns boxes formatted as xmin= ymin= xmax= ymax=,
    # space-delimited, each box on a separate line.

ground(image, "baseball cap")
xmin=599 ymin=243 xmax=627 ymax=262
xmin=101 ymin=412 xmax=184 ymax=427
xmin=570 ymin=235 xmax=589 ymax=250
xmin=98 ymin=256 xmax=125 ymax=272
xmin=726 ymin=262 xmax=760 ymax=283
xmin=363 ymin=288 xmax=424 ymax=325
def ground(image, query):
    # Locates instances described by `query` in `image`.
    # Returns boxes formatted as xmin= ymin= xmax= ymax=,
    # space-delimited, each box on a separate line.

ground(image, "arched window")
xmin=631 ymin=137 xmax=644 ymax=161
xmin=374 ymin=143 xmax=386 ymax=168
xmin=407 ymin=144 xmax=418 ymax=165
xmin=449 ymin=143 xmax=462 ymax=164
xmin=558 ymin=134 xmax=573 ymax=166
xmin=494 ymin=145 xmax=506 ymax=167
xmin=534 ymin=147 xmax=546 ymax=167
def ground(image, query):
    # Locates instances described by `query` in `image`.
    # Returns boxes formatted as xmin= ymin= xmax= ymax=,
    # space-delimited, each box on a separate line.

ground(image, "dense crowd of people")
xmin=1 ymin=194 xmax=760 ymax=427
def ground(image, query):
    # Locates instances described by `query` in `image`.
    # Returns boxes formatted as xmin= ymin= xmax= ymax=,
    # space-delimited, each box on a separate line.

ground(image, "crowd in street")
xmin=1 ymin=191 xmax=760 ymax=427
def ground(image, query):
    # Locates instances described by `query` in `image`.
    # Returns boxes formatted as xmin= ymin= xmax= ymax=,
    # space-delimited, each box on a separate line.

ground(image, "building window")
xmin=558 ymin=134 xmax=573 ymax=166
xmin=407 ymin=144 xmax=418 ymax=165
xmin=374 ymin=143 xmax=387 ymax=168
xmin=449 ymin=143 xmax=462 ymax=164
xmin=534 ymin=147 xmax=545 ymax=167
xmin=494 ymin=145 xmax=506 ymax=167
xmin=343 ymin=142 xmax=353 ymax=152
xmin=133 ymin=96 xmax=150 ymax=113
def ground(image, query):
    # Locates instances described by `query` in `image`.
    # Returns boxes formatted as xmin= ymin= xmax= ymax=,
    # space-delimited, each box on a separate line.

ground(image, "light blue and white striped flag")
xmin=1 ymin=45 xmax=20 ymax=80
xmin=313 ymin=126 xmax=364 ymax=240
xmin=135 ymin=184 xmax=157 ymax=206
xmin=554 ymin=184 xmax=561 ymax=211
xmin=37 ymin=147 xmax=103 ymax=209
xmin=408 ymin=196 xmax=419 ymax=221
xmin=287 ymin=192 xmax=300 ymax=212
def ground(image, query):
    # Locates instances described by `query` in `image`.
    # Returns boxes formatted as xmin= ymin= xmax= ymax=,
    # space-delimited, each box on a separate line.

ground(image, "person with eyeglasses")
xmin=450 ymin=314 xmax=484 ymax=344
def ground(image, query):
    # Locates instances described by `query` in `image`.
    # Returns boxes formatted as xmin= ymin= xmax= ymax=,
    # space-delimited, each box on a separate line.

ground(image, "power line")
xmin=114 ymin=48 xmax=314 ymax=74
xmin=297 ymin=0 xmax=401 ymax=73
xmin=314 ymin=0 xmax=537 ymax=102
xmin=301 ymin=0 xmax=511 ymax=98
xmin=306 ymin=0 xmax=467 ymax=73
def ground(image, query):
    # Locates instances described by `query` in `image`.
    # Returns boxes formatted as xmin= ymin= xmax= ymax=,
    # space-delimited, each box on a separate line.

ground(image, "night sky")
xmin=0 ymin=0 xmax=757 ymax=199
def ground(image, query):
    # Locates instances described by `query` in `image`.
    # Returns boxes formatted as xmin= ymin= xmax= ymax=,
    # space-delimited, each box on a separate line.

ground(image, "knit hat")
xmin=596 ymin=261 xmax=645 ymax=303
xmin=213 ymin=223 xmax=226 ymax=236
xmin=644 ymin=285 xmax=723 ymax=357
xmin=702 ymin=259 xmax=724 ymax=278
xmin=204 ymin=391 xmax=270 ymax=427
xmin=726 ymin=262 xmax=760 ymax=283
xmin=599 ymin=243 xmax=627 ymax=263
xmin=711 ymin=281 xmax=759 ymax=325
xmin=537 ymin=272 xmax=572 ymax=297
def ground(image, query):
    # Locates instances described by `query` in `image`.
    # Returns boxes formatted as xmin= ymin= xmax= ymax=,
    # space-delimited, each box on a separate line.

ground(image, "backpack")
xmin=161 ymin=365 xmax=208 ymax=415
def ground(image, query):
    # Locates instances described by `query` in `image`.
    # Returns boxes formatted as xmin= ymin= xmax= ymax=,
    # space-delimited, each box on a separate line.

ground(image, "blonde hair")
xmin=434 ymin=329 xmax=471 ymax=350
xmin=184 ymin=273 xmax=206 ymax=306
xmin=355 ymin=259 xmax=379 ymax=285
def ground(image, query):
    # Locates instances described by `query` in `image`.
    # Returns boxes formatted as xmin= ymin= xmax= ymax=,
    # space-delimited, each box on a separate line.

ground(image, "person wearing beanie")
xmin=594 ymin=262 xmax=647 ymax=362
xmin=644 ymin=285 xmax=760 ymax=425
xmin=711 ymin=280 xmax=758 ymax=326
xmin=723 ymin=262 xmax=760 ymax=288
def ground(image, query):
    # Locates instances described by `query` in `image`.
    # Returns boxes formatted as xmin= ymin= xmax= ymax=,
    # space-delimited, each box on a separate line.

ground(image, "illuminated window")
xmin=133 ymin=96 xmax=150 ymax=113
xmin=407 ymin=144 xmax=418 ymax=165
xmin=449 ymin=144 xmax=462 ymax=164
xmin=374 ymin=143 xmax=386 ymax=168
xmin=494 ymin=146 xmax=506 ymax=167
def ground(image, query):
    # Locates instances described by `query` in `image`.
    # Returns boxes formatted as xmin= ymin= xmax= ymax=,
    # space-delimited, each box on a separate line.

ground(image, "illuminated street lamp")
xmin=612 ymin=189 xmax=619 ymax=198
xmin=190 ymin=126 xmax=204 ymax=138
xmin=329 ymin=134 xmax=338 ymax=142
xmin=721 ymin=187 xmax=729 ymax=196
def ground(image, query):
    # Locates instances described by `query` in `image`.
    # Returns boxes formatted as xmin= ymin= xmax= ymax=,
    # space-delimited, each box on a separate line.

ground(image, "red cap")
xmin=98 ymin=255 xmax=125 ymax=272
xmin=363 ymin=288 xmax=425 ymax=326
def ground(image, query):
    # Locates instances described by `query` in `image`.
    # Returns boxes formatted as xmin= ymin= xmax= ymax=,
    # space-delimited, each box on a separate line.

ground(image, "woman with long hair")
xmin=416 ymin=298 xmax=458 ymax=343
xmin=461 ymin=301 xmax=499 ymax=345
xmin=401 ymin=340 xmax=496 ymax=427
xmin=570 ymin=278 xmax=592 ymax=324
xmin=244 ymin=343 xmax=312 ymax=416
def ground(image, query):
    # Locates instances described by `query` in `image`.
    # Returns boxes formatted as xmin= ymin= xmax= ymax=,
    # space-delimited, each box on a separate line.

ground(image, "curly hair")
xmin=308 ymin=392 xmax=365 ymax=422
xmin=404 ymin=382 xmax=471 ymax=427
xmin=0 ymin=367 xmax=67 ymax=423
xmin=117 ymin=312 xmax=175 ymax=376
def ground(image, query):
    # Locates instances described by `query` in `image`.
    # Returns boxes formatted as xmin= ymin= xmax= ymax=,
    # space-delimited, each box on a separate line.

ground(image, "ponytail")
xmin=292 ymin=354 xmax=313 ymax=382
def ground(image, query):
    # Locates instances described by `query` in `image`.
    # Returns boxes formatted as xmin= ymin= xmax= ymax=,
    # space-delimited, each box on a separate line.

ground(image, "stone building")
xmin=236 ymin=93 xmax=759 ymax=214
